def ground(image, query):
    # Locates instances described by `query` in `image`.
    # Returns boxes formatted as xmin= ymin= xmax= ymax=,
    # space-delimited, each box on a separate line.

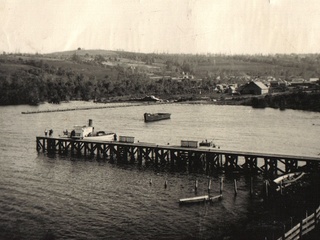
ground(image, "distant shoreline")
xmin=18 ymin=91 xmax=320 ymax=114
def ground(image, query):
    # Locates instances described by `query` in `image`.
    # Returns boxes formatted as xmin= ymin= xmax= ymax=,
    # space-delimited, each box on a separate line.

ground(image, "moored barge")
xmin=144 ymin=113 xmax=171 ymax=122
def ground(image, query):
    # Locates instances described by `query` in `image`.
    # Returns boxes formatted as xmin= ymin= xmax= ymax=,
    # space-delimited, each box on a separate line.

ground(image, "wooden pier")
xmin=21 ymin=103 xmax=145 ymax=114
xmin=36 ymin=136 xmax=320 ymax=176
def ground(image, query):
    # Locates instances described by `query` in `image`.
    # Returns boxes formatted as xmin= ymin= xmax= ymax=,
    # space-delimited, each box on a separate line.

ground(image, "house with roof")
xmin=309 ymin=78 xmax=319 ymax=83
xmin=289 ymin=78 xmax=305 ymax=86
xmin=240 ymin=81 xmax=269 ymax=95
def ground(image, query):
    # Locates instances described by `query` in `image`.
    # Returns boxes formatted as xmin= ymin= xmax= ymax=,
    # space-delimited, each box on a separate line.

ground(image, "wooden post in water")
xmin=265 ymin=180 xmax=269 ymax=198
xmin=305 ymin=209 xmax=309 ymax=238
xmin=234 ymin=179 xmax=238 ymax=196
xmin=42 ymin=138 xmax=46 ymax=152
xmin=250 ymin=177 xmax=253 ymax=196
xmin=299 ymin=219 xmax=303 ymax=239
xmin=164 ymin=179 xmax=168 ymax=189
xmin=208 ymin=178 xmax=211 ymax=197
xmin=282 ymin=223 xmax=286 ymax=240
xmin=195 ymin=179 xmax=198 ymax=193
xmin=220 ymin=177 xmax=224 ymax=195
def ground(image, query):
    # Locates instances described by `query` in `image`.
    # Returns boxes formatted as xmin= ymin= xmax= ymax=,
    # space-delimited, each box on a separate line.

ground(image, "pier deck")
xmin=36 ymin=136 xmax=320 ymax=176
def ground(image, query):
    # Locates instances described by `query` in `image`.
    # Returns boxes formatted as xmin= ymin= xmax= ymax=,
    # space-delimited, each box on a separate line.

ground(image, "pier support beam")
xmin=224 ymin=154 xmax=240 ymax=172
xmin=109 ymin=144 xmax=116 ymax=163
xmin=242 ymin=156 xmax=261 ymax=174
xmin=284 ymin=159 xmax=298 ymax=173
xmin=35 ymin=137 xmax=320 ymax=176
xmin=305 ymin=160 xmax=320 ymax=172
xmin=263 ymin=157 xmax=278 ymax=176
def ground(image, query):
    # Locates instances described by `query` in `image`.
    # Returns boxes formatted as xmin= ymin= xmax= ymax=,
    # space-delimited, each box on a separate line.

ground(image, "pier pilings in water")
xmin=36 ymin=136 xmax=320 ymax=176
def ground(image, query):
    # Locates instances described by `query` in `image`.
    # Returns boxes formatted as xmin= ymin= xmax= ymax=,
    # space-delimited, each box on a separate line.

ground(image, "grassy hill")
xmin=0 ymin=50 xmax=319 ymax=106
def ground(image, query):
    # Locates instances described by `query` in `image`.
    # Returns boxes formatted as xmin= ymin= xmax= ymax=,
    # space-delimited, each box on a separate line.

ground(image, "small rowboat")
xmin=272 ymin=172 xmax=306 ymax=192
xmin=179 ymin=194 xmax=222 ymax=204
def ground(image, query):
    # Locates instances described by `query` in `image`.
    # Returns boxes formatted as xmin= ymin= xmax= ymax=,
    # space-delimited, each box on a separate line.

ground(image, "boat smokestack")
xmin=88 ymin=119 xmax=93 ymax=127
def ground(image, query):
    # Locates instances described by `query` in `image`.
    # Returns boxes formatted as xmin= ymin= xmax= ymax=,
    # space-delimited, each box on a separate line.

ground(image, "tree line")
xmin=1 ymin=52 xmax=320 ymax=108
xmin=0 ymin=57 xmax=206 ymax=105
xmin=246 ymin=92 xmax=320 ymax=112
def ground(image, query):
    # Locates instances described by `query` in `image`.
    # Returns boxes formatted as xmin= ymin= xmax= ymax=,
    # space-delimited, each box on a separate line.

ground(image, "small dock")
xmin=22 ymin=103 xmax=145 ymax=114
xmin=36 ymin=136 xmax=320 ymax=176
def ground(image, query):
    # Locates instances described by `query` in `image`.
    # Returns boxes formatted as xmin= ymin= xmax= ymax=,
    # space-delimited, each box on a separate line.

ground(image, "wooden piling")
xmin=220 ymin=177 xmax=224 ymax=195
xmin=299 ymin=219 xmax=303 ymax=239
xmin=195 ymin=179 xmax=198 ymax=193
xmin=265 ymin=180 xmax=269 ymax=198
xmin=250 ymin=177 xmax=253 ymax=196
xmin=208 ymin=178 xmax=211 ymax=196
xmin=234 ymin=179 xmax=238 ymax=196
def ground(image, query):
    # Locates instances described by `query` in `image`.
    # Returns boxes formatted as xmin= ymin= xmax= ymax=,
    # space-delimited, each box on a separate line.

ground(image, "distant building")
xmin=268 ymin=80 xmax=288 ymax=93
xmin=240 ymin=81 xmax=269 ymax=95
xmin=309 ymin=78 xmax=319 ymax=83
xmin=228 ymin=86 xmax=238 ymax=95
xmin=289 ymin=78 xmax=305 ymax=86
xmin=269 ymin=80 xmax=280 ymax=88
xmin=215 ymin=84 xmax=228 ymax=93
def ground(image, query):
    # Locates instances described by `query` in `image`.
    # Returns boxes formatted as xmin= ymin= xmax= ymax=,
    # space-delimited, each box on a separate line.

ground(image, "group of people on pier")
xmin=44 ymin=129 xmax=53 ymax=137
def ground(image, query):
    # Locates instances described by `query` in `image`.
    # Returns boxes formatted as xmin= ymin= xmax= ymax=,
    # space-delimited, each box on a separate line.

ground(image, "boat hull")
xmin=179 ymin=194 xmax=222 ymax=204
xmin=84 ymin=131 xmax=116 ymax=141
xmin=272 ymin=172 xmax=306 ymax=192
xmin=144 ymin=113 xmax=171 ymax=122
xmin=84 ymin=134 xmax=115 ymax=141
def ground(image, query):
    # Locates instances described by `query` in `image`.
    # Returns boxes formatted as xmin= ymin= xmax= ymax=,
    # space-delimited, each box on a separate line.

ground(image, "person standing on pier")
xmin=45 ymin=129 xmax=48 ymax=136
xmin=49 ymin=129 xmax=53 ymax=137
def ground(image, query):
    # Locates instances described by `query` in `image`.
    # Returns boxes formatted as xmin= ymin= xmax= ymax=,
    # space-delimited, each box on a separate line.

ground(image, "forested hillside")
xmin=0 ymin=52 xmax=207 ymax=105
xmin=0 ymin=50 xmax=319 ymax=105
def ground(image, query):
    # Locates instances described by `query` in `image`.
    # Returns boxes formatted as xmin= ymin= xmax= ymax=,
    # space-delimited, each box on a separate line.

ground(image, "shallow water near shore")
xmin=0 ymin=101 xmax=320 ymax=239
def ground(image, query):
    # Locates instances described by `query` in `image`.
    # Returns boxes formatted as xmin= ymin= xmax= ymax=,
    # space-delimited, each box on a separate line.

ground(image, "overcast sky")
xmin=1 ymin=0 xmax=320 ymax=55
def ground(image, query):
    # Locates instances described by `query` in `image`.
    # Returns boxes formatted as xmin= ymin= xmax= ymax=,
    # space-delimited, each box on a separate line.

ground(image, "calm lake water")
xmin=0 ymin=101 xmax=320 ymax=240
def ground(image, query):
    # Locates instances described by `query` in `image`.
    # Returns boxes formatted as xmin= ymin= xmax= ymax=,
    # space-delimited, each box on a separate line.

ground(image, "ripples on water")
xmin=1 ymin=102 xmax=320 ymax=239
xmin=1 ymin=154 xmax=256 ymax=240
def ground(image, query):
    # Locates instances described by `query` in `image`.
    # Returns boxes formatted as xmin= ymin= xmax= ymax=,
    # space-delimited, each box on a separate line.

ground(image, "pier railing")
xmin=277 ymin=205 xmax=320 ymax=240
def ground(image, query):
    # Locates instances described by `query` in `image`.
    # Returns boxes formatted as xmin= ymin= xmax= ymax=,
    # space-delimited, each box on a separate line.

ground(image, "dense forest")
xmin=0 ymin=50 xmax=320 ymax=110
xmin=0 ymin=55 xmax=203 ymax=105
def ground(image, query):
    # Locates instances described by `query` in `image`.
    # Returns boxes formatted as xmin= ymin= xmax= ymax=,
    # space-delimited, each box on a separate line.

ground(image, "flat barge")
xmin=144 ymin=113 xmax=171 ymax=122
